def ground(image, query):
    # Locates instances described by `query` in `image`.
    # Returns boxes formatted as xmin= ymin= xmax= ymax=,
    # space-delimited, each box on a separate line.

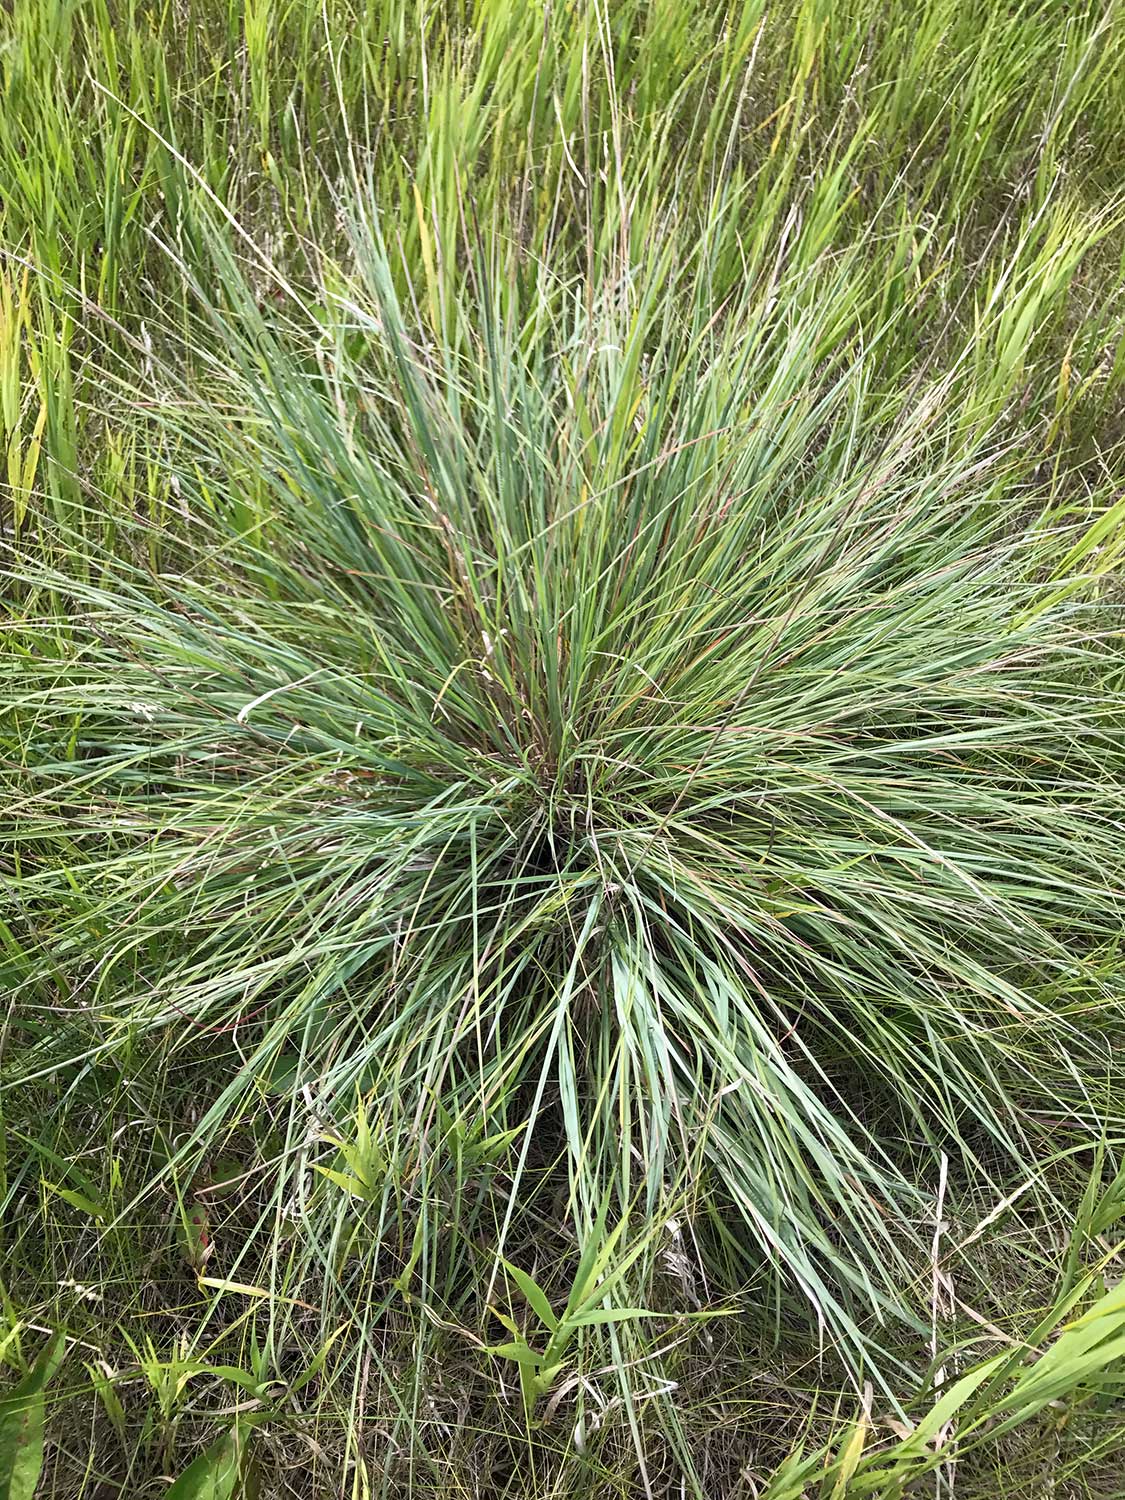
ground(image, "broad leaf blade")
xmin=0 ymin=1333 xmax=65 ymax=1500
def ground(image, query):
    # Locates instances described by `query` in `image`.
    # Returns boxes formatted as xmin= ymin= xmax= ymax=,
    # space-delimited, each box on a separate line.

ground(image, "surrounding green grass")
xmin=2 ymin=2 xmax=1125 ymax=1495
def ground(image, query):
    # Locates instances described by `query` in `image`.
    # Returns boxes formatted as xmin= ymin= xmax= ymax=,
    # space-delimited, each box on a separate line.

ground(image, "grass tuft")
xmin=3 ymin=0 xmax=1125 ymax=1493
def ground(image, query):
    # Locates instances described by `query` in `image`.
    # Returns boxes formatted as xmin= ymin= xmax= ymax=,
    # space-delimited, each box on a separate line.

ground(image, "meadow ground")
xmin=2 ymin=2 xmax=1125 ymax=1495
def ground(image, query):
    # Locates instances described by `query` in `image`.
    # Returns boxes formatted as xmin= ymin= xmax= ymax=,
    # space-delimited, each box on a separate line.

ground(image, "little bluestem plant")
xmin=4 ymin=204 xmax=1124 ymax=1385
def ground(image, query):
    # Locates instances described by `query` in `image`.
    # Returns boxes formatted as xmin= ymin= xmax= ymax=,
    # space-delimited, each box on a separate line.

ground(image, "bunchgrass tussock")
xmin=4 ymin=2 xmax=1125 ymax=1485
xmin=5 ymin=198 xmax=1123 ymax=1404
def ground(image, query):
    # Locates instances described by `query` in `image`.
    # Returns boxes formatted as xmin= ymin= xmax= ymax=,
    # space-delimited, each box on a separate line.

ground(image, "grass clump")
xmin=3 ymin=0 xmax=1125 ymax=1495
xmin=7 ymin=202 xmax=1125 ymax=1484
